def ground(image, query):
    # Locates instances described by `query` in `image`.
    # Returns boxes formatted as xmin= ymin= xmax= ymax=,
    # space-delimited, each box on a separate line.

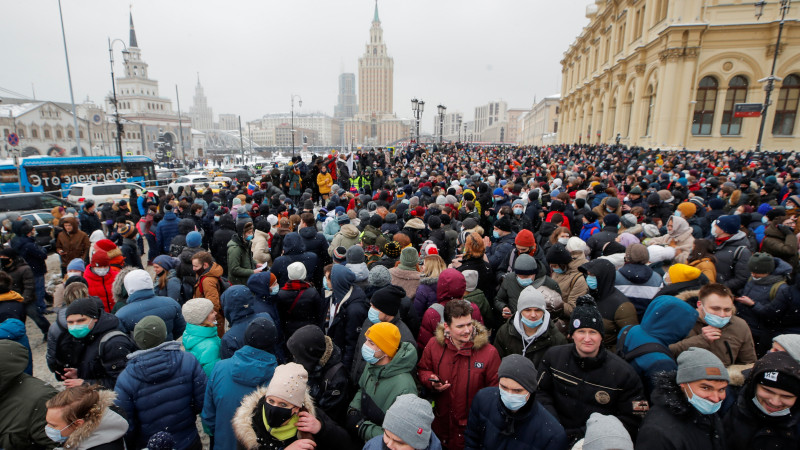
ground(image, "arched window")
xmin=645 ymin=85 xmax=656 ymax=136
xmin=773 ymin=74 xmax=800 ymax=136
xmin=56 ymin=129 xmax=63 ymax=139
xmin=721 ymin=76 xmax=748 ymax=135
xmin=32 ymin=128 xmax=39 ymax=139
xmin=67 ymin=129 xmax=74 ymax=139
xmin=44 ymin=129 xmax=51 ymax=139
xmin=692 ymin=76 xmax=718 ymax=135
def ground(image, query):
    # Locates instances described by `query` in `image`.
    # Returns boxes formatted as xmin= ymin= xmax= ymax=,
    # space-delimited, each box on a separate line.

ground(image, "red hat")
xmin=515 ymin=229 xmax=536 ymax=248
xmin=91 ymin=249 xmax=110 ymax=267
xmin=95 ymin=239 xmax=123 ymax=261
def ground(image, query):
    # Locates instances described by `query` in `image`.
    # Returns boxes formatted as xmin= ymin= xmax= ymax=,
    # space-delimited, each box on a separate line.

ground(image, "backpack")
xmin=616 ymin=326 xmax=674 ymax=362
xmin=178 ymin=276 xmax=197 ymax=305
xmin=197 ymin=274 xmax=231 ymax=298
xmin=98 ymin=330 xmax=134 ymax=360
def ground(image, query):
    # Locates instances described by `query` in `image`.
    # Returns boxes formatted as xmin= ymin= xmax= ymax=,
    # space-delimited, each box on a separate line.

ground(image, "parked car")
xmin=0 ymin=193 xmax=76 ymax=252
xmin=166 ymin=174 xmax=211 ymax=194
xmin=67 ymin=182 xmax=148 ymax=206
xmin=221 ymin=169 xmax=252 ymax=184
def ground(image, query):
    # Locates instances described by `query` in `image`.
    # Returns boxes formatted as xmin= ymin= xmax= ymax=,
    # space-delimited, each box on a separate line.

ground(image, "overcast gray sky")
xmin=2 ymin=0 xmax=590 ymax=130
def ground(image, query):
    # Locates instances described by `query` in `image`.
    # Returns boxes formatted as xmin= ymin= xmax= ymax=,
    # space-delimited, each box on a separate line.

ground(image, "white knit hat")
xmin=123 ymin=269 xmax=153 ymax=295
xmin=265 ymin=363 xmax=309 ymax=407
xmin=182 ymin=298 xmax=215 ymax=325
xmin=287 ymin=262 xmax=307 ymax=281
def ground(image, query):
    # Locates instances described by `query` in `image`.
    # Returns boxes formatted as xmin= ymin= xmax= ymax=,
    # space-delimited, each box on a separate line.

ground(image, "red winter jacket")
xmin=418 ymin=321 xmax=500 ymax=450
xmin=83 ymin=266 xmax=120 ymax=313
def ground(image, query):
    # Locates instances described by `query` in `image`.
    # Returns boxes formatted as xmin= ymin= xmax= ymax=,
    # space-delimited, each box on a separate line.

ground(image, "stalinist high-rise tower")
xmin=358 ymin=3 xmax=393 ymax=116
xmin=345 ymin=1 xmax=411 ymax=147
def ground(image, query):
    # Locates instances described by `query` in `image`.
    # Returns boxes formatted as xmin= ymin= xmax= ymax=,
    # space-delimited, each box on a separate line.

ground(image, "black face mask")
xmin=0 ymin=258 xmax=11 ymax=268
xmin=263 ymin=402 xmax=295 ymax=427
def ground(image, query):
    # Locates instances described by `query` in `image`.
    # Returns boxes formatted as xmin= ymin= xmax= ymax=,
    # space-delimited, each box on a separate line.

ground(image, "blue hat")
xmin=715 ymin=215 xmax=741 ymax=235
xmin=677 ymin=177 xmax=688 ymax=186
xmin=186 ymin=231 xmax=202 ymax=248
xmin=499 ymin=179 xmax=508 ymax=187
xmin=66 ymin=258 xmax=85 ymax=272
xmin=758 ymin=203 xmax=774 ymax=216
xmin=334 ymin=206 xmax=346 ymax=216
xmin=493 ymin=187 xmax=505 ymax=197
xmin=153 ymin=255 xmax=177 ymax=271
xmin=708 ymin=198 xmax=726 ymax=210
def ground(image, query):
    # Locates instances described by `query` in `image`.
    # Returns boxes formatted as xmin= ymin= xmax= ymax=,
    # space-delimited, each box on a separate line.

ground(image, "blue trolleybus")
xmin=0 ymin=156 xmax=157 ymax=196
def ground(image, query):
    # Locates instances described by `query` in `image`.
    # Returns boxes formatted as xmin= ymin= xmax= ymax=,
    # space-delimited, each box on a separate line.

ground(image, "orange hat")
xmin=676 ymin=202 xmax=697 ymax=219
xmin=668 ymin=264 xmax=701 ymax=284
xmin=365 ymin=322 xmax=401 ymax=358
xmin=515 ymin=229 xmax=536 ymax=248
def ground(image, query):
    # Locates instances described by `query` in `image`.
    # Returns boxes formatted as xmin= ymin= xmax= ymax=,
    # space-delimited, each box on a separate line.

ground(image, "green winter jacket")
xmin=0 ymin=341 xmax=57 ymax=450
xmin=227 ymin=234 xmax=256 ymax=285
xmin=182 ymin=323 xmax=221 ymax=377
xmin=465 ymin=288 xmax=494 ymax=330
xmin=349 ymin=341 xmax=418 ymax=441
xmin=493 ymin=318 xmax=567 ymax=367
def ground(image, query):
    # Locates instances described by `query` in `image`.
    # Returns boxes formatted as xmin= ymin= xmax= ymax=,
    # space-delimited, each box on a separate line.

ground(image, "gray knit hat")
xmin=517 ymin=286 xmax=546 ymax=312
xmin=498 ymin=354 xmax=538 ymax=393
xmin=774 ymin=334 xmax=800 ymax=363
xmin=181 ymin=298 xmax=215 ymax=325
xmin=676 ymin=347 xmax=729 ymax=384
xmin=582 ymin=413 xmax=633 ymax=450
xmin=382 ymin=394 xmax=434 ymax=450
xmin=514 ymin=254 xmax=537 ymax=276
xmin=346 ymin=246 xmax=366 ymax=264
xmin=369 ymin=265 xmax=392 ymax=288
xmin=463 ymin=270 xmax=479 ymax=292
xmin=620 ymin=213 xmax=637 ymax=228
xmin=133 ymin=315 xmax=167 ymax=350
xmin=399 ymin=247 xmax=418 ymax=269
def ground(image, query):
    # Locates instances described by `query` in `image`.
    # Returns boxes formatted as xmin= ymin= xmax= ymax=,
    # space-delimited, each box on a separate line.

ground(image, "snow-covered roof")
xmin=0 ymin=102 xmax=43 ymax=118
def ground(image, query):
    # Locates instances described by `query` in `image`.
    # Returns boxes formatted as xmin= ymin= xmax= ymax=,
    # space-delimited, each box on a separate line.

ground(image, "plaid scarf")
xmin=282 ymin=280 xmax=311 ymax=291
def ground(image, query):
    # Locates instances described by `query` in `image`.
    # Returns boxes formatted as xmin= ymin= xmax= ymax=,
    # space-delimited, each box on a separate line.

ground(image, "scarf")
xmin=262 ymin=404 xmax=299 ymax=441
xmin=282 ymin=280 xmax=311 ymax=292
xmin=714 ymin=235 xmax=732 ymax=246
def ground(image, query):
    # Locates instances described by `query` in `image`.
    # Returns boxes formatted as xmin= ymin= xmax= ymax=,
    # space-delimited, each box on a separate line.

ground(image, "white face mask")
xmin=93 ymin=267 xmax=110 ymax=277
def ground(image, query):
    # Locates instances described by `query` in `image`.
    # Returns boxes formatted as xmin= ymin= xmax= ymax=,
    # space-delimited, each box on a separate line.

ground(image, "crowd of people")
xmin=2 ymin=143 xmax=800 ymax=450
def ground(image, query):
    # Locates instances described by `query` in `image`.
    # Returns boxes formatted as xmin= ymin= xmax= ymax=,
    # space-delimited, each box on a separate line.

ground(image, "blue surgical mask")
xmin=517 ymin=276 xmax=533 ymax=287
xmin=45 ymin=423 xmax=71 ymax=443
xmin=368 ymin=307 xmax=381 ymax=324
xmin=521 ymin=315 xmax=543 ymax=329
xmin=323 ymin=277 xmax=330 ymax=291
xmin=702 ymin=306 xmax=731 ymax=328
xmin=68 ymin=324 xmax=91 ymax=339
xmin=762 ymin=216 xmax=768 ymax=224
xmin=553 ymin=268 xmax=565 ymax=274
xmin=493 ymin=230 xmax=500 ymax=239
xmin=752 ymin=395 xmax=792 ymax=417
xmin=686 ymin=385 xmax=722 ymax=415
xmin=214 ymin=216 xmax=220 ymax=222
xmin=270 ymin=285 xmax=279 ymax=295
xmin=586 ymin=275 xmax=598 ymax=290
xmin=245 ymin=235 xmax=254 ymax=242
xmin=361 ymin=343 xmax=381 ymax=365
xmin=499 ymin=388 xmax=529 ymax=411
xmin=513 ymin=208 xmax=523 ymax=215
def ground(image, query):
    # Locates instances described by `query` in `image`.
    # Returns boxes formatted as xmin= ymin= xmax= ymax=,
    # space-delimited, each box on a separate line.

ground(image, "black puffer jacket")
xmin=211 ymin=214 xmax=236 ymax=277
xmin=714 ymin=231 xmax=753 ymax=295
xmin=723 ymin=351 xmax=800 ymax=450
xmin=578 ymin=259 xmax=638 ymax=350
xmin=536 ymin=344 xmax=644 ymax=442
xmin=636 ymin=371 xmax=726 ymax=450
xmin=276 ymin=281 xmax=325 ymax=340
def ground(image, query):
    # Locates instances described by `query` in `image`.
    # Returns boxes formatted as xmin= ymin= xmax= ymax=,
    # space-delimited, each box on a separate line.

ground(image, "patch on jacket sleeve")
xmin=474 ymin=362 xmax=484 ymax=369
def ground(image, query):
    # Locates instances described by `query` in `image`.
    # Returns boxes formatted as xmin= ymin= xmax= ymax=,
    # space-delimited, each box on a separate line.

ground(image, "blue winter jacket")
xmin=579 ymin=221 xmax=601 ymax=242
xmin=485 ymin=232 xmax=517 ymax=274
xmin=114 ymin=341 xmax=207 ymax=450
xmin=116 ymin=288 xmax=186 ymax=340
xmin=0 ymin=318 xmax=31 ymax=375
xmin=246 ymin=272 xmax=286 ymax=362
xmin=615 ymin=264 xmax=664 ymax=321
xmin=464 ymin=387 xmax=568 ymax=450
xmin=270 ymin=233 xmax=319 ymax=287
xmin=323 ymin=219 xmax=341 ymax=242
xmin=739 ymin=258 xmax=799 ymax=333
xmin=219 ymin=285 xmax=272 ymax=359
xmin=202 ymin=345 xmax=277 ymax=450
xmin=617 ymin=295 xmax=698 ymax=392
xmin=156 ymin=212 xmax=180 ymax=254
xmin=10 ymin=234 xmax=47 ymax=276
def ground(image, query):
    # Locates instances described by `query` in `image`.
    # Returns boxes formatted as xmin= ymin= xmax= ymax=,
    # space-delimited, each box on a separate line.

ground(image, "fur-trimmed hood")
xmin=62 ymin=390 xmax=128 ymax=450
xmin=112 ymin=266 xmax=138 ymax=304
xmin=433 ymin=320 xmax=490 ymax=350
xmin=232 ymin=386 xmax=317 ymax=450
xmin=676 ymin=289 xmax=700 ymax=304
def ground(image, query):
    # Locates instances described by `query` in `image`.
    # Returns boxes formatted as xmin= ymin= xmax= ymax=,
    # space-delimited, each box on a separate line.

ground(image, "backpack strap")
xmin=429 ymin=303 xmax=445 ymax=324
xmin=288 ymin=290 xmax=305 ymax=314
xmin=731 ymin=246 xmax=746 ymax=270
xmin=770 ymin=280 xmax=787 ymax=301
xmin=98 ymin=330 xmax=128 ymax=360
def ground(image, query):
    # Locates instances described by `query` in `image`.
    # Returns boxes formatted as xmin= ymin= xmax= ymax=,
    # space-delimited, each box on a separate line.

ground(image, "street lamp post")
xmin=108 ymin=38 xmax=129 ymax=177
xmin=437 ymin=105 xmax=446 ymax=143
xmin=457 ymin=117 xmax=462 ymax=142
xmin=291 ymin=94 xmax=302 ymax=159
xmin=411 ymin=98 xmax=425 ymax=143
xmin=754 ymin=0 xmax=791 ymax=151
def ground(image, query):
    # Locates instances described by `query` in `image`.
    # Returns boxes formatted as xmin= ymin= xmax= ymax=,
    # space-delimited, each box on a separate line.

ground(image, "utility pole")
xmin=238 ymin=115 xmax=245 ymax=164
xmin=175 ymin=85 xmax=185 ymax=163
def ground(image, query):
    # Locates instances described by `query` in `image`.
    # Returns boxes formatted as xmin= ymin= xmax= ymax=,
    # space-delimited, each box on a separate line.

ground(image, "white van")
xmin=67 ymin=182 xmax=147 ymax=206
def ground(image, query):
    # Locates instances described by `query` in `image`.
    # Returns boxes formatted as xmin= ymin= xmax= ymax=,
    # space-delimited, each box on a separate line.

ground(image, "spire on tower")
xmin=129 ymin=11 xmax=138 ymax=48
xmin=373 ymin=0 xmax=380 ymax=23
xmin=197 ymin=72 xmax=201 ymax=85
